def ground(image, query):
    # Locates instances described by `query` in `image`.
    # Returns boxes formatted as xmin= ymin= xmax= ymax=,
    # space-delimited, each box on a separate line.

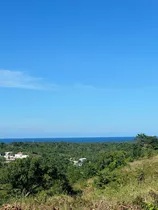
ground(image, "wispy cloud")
xmin=1 ymin=70 xmax=149 ymax=92
xmin=0 ymin=70 xmax=100 ymax=92
xmin=0 ymin=70 xmax=56 ymax=90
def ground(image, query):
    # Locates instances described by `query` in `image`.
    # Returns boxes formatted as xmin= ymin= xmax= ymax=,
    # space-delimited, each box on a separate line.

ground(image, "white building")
xmin=79 ymin=158 xmax=87 ymax=162
xmin=72 ymin=158 xmax=87 ymax=167
xmin=4 ymin=152 xmax=15 ymax=161
xmin=15 ymin=152 xmax=28 ymax=159
xmin=4 ymin=152 xmax=28 ymax=161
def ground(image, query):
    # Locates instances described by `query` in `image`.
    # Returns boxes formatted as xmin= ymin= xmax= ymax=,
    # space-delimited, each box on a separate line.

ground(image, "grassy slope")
xmin=90 ymin=155 xmax=158 ymax=202
xmin=2 ymin=156 xmax=158 ymax=209
xmin=75 ymin=155 xmax=158 ymax=209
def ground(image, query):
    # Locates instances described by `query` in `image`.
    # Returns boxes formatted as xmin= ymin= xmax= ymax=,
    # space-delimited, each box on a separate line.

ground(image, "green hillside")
xmin=1 ymin=134 xmax=158 ymax=209
xmin=2 ymin=155 xmax=158 ymax=210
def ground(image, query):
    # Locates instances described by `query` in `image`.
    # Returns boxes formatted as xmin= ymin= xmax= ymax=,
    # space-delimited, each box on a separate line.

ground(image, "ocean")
xmin=0 ymin=137 xmax=134 ymax=143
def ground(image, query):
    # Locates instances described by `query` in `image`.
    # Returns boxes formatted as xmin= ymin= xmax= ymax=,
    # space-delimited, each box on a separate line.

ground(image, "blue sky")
xmin=0 ymin=0 xmax=158 ymax=138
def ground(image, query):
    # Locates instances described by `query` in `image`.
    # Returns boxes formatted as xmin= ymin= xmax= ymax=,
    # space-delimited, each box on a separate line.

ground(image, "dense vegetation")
xmin=0 ymin=134 xmax=158 ymax=209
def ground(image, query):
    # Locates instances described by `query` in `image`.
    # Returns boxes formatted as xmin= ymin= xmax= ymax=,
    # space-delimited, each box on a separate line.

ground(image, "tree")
xmin=135 ymin=134 xmax=158 ymax=149
xmin=0 ymin=157 xmax=72 ymax=197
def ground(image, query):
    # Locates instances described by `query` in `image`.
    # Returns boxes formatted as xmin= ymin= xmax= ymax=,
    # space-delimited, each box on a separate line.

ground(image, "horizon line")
xmin=0 ymin=136 xmax=135 ymax=139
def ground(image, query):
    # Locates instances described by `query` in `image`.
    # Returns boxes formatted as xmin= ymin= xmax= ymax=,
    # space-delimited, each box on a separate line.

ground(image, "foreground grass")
xmin=0 ymin=196 xmax=140 ymax=210
xmin=2 ymin=156 xmax=158 ymax=209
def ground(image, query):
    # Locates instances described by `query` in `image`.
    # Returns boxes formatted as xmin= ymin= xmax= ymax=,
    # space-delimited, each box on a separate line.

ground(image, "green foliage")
xmin=0 ymin=133 xmax=158 ymax=208
xmin=0 ymin=157 xmax=73 ymax=198
xmin=0 ymin=156 xmax=5 ymax=168
xmin=135 ymin=134 xmax=158 ymax=150
xmin=136 ymin=168 xmax=145 ymax=184
xmin=133 ymin=195 xmax=158 ymax=210
xmin=94 ymin=169 xmax=120 ymax=188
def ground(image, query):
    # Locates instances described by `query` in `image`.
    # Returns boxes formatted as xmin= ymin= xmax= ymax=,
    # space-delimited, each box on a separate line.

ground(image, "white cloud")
xmin=0 ymin=70 xmax=98 ymax=92
xmin=0 ymin=70 xmax=56 ymax=90
xmin=1 ymin=70 xmax=137 ymax=92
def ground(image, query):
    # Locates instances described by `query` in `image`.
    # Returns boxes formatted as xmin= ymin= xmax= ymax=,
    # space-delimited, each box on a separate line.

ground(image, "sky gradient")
xmin=0 ymin=0 xmax=158 ymax=137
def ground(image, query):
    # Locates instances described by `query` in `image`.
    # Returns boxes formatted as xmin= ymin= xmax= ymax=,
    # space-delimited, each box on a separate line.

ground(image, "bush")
xmin=94 ymin=169 xmax=120 ymax=188
xmin=0 ymin=157 xmax=73 ymax=198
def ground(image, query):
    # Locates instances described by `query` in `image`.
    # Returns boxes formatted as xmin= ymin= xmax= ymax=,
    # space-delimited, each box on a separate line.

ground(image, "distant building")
xmin=71 ymin=157 xmax=87 ymax=167
xmin=4 ymin=152 xmax=15 ymax=161
xmin=79 ymin=158 xmax=87 ymax=162
xmin=15 ymin=152 xmax=28 ymax=159
xmin=4 ymin=152 xmax=28 ymax=161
